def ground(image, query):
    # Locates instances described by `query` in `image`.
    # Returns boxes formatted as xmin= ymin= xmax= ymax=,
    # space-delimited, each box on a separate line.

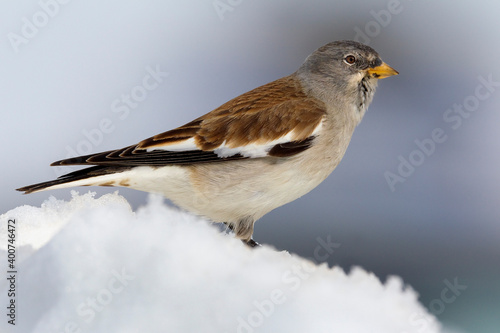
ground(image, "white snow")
xmin=0 ymin=192 xmax=441 ymax=333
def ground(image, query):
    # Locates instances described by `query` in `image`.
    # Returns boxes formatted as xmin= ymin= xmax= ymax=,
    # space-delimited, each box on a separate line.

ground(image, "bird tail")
xmin=16 ymin=166 xmax=132 ymax=194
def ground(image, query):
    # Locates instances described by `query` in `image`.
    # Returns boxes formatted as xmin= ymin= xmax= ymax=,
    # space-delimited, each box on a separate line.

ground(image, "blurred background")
xmin=1 ymin=1 xmax=499 ymax=331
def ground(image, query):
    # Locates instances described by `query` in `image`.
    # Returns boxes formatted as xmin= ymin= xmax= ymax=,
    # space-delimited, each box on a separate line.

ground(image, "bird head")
xmin=296 ymin=40 xmax=398 ymax=115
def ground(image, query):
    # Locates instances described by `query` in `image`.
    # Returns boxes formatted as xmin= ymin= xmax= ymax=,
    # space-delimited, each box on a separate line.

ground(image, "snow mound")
xmin=0 ymin=192 xmax=441 ymax=333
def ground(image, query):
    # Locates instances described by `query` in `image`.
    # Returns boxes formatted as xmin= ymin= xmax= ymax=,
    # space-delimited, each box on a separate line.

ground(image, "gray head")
xmin=296 ymin=40 xmax=398 ymax=116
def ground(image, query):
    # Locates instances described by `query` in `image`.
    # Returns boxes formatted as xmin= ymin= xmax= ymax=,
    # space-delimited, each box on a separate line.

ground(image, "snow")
xmin=1 ymin=192 xmax=441 ymax=333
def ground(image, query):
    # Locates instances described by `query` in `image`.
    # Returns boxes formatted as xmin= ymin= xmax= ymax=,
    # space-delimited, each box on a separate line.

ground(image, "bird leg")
xmin=244 ymin=238 xmax=261 ymax=248
xmin=224 ymin=221 xmax=261 ymax=248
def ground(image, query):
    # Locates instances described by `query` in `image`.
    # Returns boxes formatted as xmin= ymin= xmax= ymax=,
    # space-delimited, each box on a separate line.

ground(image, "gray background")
xmin=1 ymin=1 xmax=499 ymax=331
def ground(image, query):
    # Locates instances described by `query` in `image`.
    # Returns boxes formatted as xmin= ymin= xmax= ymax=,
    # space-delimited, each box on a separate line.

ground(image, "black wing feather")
xmin=17 ymin=137 xmax=316 ymax=194
xmin=50 ymin=136 xmax=316 ymax=167
xmin=51 ymin=146 xmax=247 ymax=167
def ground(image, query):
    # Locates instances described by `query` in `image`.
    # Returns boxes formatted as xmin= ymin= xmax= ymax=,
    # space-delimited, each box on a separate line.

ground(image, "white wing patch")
xmin=214 ymin=131 xmax=296 ymax=158
xmin=146 ymin=137 xmax=197 ymax=153
xmin=214 ymin=121 xmax=323 ymax=158
xmin=146 ymin=121 xmax=323 ymax=158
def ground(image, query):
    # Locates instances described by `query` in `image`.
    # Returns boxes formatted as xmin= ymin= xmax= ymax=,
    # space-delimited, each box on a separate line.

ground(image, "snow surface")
xmin=0 ymin=192 xmax=441 ymax=333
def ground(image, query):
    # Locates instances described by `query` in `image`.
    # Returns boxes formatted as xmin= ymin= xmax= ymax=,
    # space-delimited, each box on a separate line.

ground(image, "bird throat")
xmin=357 ymin=76 xmax=377 ymax=113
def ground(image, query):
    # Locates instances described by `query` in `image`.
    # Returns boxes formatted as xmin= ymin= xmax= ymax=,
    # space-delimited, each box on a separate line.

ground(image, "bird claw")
xmin=244 ymin=239 xmax=261 ymax=248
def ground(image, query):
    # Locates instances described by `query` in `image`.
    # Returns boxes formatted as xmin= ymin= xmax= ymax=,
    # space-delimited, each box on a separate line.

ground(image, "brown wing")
xmin=51 ymin=75 xmax=326 ymax=167
xmin=139 ymin=75 xmax=326 ymax=151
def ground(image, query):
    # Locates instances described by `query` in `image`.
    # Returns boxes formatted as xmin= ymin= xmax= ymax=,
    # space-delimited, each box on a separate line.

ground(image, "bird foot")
xmin=224 ymin=223 xmax=260 ymax=248
xmin=244 ymin=239 xmax=261 ymax=248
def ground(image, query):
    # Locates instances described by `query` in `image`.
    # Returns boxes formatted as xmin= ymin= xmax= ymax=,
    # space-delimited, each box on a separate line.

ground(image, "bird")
xmin=17 ymin=40 xmax=398 ymax=247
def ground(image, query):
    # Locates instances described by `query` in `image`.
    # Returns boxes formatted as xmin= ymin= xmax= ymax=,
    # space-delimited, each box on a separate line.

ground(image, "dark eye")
xmin=344 ymin=55 xmax=356 ymax=65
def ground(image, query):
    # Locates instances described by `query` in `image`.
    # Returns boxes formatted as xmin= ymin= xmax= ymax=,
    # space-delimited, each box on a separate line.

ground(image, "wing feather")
xmin=51 ymin=75 xmax=326 ymax=167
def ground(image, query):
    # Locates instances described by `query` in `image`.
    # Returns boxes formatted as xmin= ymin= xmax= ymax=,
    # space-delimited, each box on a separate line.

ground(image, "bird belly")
xmin=182 ymin=148 xmax=343 ymax=223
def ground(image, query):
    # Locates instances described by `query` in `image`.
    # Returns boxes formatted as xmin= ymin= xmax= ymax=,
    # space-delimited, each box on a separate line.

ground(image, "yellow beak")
xmin=366 ymin=62 xmax=399 ymax=79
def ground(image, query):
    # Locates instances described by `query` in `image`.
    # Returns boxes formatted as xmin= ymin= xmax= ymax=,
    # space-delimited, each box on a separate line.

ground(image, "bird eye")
xmin=344 ymin=55 xmax=356 ymax=65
